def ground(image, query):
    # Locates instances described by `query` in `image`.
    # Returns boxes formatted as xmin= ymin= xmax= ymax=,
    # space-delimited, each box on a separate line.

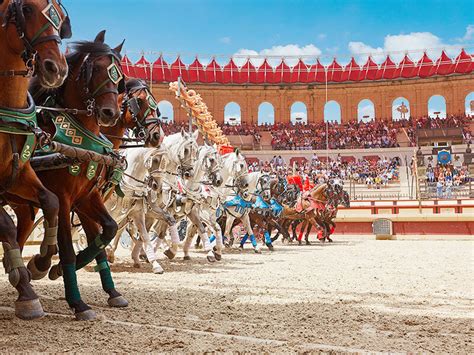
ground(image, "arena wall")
xmin=151 ymin=73 xmax=474 ymax=125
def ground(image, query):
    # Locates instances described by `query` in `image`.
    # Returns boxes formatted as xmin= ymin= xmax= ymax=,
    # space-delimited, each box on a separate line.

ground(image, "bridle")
xmin=0 ymin=0 xmax=71 ymax=77
xmin=110 ymin=80 xmax=161 ymax=145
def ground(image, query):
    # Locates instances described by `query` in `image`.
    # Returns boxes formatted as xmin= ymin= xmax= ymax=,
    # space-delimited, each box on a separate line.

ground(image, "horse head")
xmin=119 ymin=78 xmax=163 ymax=146
xmin=162 ymin=129 xmax=198 ymax=179
xmin=199 ymin=143 xmax=223 ymax=187
xmin=1 ymin=0 xmax=70 ymax=87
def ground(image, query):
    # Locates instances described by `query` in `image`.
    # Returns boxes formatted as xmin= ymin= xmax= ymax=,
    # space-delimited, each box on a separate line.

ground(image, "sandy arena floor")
xmin=0 ymin=236 xmax=473 ymax=353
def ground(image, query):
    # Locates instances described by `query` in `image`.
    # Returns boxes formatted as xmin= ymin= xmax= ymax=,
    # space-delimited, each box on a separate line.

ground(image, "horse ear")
xmin=192 ymin=130 xmax=199 ymax=140
xmin=180 ymin=127 xmax=187 ymax=137
xmin=114 ymin=39 xmax=125 ymax=54
xmin=94 ymin=30 xmax=106 ymax=43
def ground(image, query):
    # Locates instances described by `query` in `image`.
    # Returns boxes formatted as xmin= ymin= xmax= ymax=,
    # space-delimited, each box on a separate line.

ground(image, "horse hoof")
xmin=15 ymin=299 xmax=45 ymax=320
xmin=107 ymin=296 xmax=129 ymax=308
xmin=75 ymin=309 xmax=97 ymax=321
xmin=254 ymin=249 xmax=262 ymax=254
xmin=213 ymin=252 xmax=222 ymax=261
xmin=266 ymin=244 xmax=274 ymax=251
xmin=306 ymin=241 xmax=311 ymax=245
xmin=48 ymin=264 xmax=62 ymax=281
xmin=164 ymin=249 xmax=176 ymax=260
xmin=153 ymin=269 xmax=164 ymax=275
xmin=328 ymin=238 xmax=333 ymax=243
xmin=27 ymin=255 xmax=49 ymax=280
xmin=133 ymin=263 xmax=141 ymax=269
xmin=207 ymin=255 xmax=216 ymax=263
xmin=106 ymin=248 xmax=115 ymax=263
xmin=183 ymin=256 xmax=191 ymax=261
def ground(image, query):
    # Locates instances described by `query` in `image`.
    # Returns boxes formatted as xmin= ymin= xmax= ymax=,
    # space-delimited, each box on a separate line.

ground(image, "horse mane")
xmin=29 ymin=40 xmax=122 ymax=106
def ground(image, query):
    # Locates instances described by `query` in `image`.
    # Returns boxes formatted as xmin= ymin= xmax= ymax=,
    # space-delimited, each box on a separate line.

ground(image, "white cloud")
xmin=349 ymin=29 xmax=469 ymax=64
xmin=233 ymin=44 xmax=322 ymax=67
xmin=318 ymin=33 xmax=327 ymax=40
xmin=219 ymin=37 xmax=231 ymax=44
xmin=460 ymin=24 xmax=474 ymax=41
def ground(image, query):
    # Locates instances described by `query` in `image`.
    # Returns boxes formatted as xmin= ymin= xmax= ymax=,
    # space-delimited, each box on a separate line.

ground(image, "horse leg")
xmin=9 ymin=167 xmax=59 ymax=280
xmin=70 ymin=191 xmax=118 ymax=273
xmin=182 ymin=221 xmax=196 ymax=261
xmin=56 ymin=198 xmax=96 ymax=320
xmin=1 ymin=207 xmax=44 ymax=319
xmin=297 ymin=221 xmax=306 ymax=245
xmin=303 ymin=222 xmax=312 ymax=245
xmin=146 ymin=205 xmax=178 ymax=260
xmin=75 ymin=211 xmax=128 ymax=307
xmin=188 ymin=208 xmax=215 ymax=262
xmin=243 ymin=215 xmax=260 ymax=253
xmin=223 ymin=214 xmax=236 ymax=248
xmin=130 ymin=204 xmax=163 ymax=274
xmin=291 ymin=220 xmax=299 ymax=242
xmin=212 ymin=218 xmax=223 ymax=260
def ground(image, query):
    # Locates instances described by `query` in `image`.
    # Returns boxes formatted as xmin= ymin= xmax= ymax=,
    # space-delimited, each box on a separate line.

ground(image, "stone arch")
xmin=290 ymin=101 xmax=307 ymax=125
xmin=324 ymin=100 xmax=341 ymax=123
xmin=392 ymin=97 xmax=410 ymax=121
xmin=224 ymin=102 xmax=242 ymax=125
xmin=428 ymin=95 xmax=447 ymax=119
xmin=357 ymin=99 xmax=375 ymax=122
xmin=465 ymin=92 xmax=474 ymax=116
xmin=258 ymin=102 xmax=275 ymax=126
xmin=158 ymin=100 xmax=174 ymax=122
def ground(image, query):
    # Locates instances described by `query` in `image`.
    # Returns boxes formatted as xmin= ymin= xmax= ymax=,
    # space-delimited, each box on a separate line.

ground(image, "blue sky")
xmin=65 ymin=0 xmax=473 ymax=123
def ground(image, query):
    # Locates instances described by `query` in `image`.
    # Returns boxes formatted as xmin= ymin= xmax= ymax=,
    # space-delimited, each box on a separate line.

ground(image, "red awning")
xmin=240 ymin=59 xmax=257 ymax=84
xmin=327 ymin=58 xmax=342 ymax=82
xmin=341 ymin=57 xmax=362 ymax=81
xmin=152 ymin=56 xmax=171 ymax=82
xmin=341 ymin=156 xmax=356 ymax=163
xmin=169 ymin=57 xmax=188 ymax=82
xmin=188 ymin=58 xmax=205 ymax=83
xmin=433 ymin=51 xmax=453 ymax=75
xmin=379 ymin=55 xmax=397 ymax=79
xmin=125 ymin=50 xmax=471 ymax=84
xmin=361 ymin=57 xmax=378 ymax=80
xmin=256 ymin=59 xmax=275 ymax=84
xmin=308 ymin=60 xmax=326 ymax=82
xmin=134 ymin=56 xmax=150 ymax=80
xmin=417 ymin=52 xmax=434 ymax=78
xmin=453 ymin=49 xmax=473 ymax=73
xmin=290 ymin=59 xmax=309 ymax=83
xmin=222 ymin=58 xmax=239 ymax=84
xmin=274 ymin=60 xmax=291 ymax=83
xmin=395 ymin=54 xmax=416 ymax=78
xmin=204 ymin=58 xmax=223 ymax=83
xmin=120 ymin=55 xmax=135 ymax=78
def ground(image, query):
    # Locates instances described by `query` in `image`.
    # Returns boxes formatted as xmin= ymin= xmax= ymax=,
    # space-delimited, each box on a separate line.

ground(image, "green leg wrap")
xmin=75 ymin=235 xmax=109 ymax=270
xmin=62 ymin=263 xmax=81 ymax=305
xmin=94 ymin=256 xmax=115 ymax=292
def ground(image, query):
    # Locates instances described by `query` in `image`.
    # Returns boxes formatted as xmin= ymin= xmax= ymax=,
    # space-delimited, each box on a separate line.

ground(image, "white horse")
xmin=107 ymin=130 xmax=198 ymax=273
xmin=221 ymin=170 xmax=271 ymax=253
xmin=149 ymin=142 xmax=223 ymax=262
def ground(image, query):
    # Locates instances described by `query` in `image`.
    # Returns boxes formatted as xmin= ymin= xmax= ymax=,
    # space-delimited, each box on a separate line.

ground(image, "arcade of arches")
xmin=151 ymin=73 xmax=474 ymax=125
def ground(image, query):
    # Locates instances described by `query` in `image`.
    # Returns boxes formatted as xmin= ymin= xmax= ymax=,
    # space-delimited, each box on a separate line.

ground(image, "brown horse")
xmin=0 ymin=0 xmax=69 ymax=319
xmin=14 ymin=30 xmax=125 ymax=320
xmin=65 ymin=78 xmax=163 ymax=308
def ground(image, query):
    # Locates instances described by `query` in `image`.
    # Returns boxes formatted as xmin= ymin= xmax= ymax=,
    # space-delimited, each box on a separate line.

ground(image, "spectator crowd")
xmin=248 ymin=154 xmax=400 ymax=189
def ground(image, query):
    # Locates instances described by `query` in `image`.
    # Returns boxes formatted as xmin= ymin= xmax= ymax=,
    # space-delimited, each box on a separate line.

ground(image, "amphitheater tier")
xmin=150 ymin=73 xmax=473 ymax=125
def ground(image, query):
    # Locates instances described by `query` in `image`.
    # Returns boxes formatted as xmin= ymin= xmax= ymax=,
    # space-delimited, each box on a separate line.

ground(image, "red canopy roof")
xmin=125 ymin=50 xmax=473 ymax=84
xmin=417 ymin=52 xmax=434 ymax=78
xmin=379 ymin=55 xmax=397 ymax=79
xmin=188 ymin=58 xmax=205 ymax=82
xmin=437 ymin=52 xmax=454 ymax=76
xmin=341 ymin=57 xmax=361 ymax=81
xmin=152 ymin=56 xmax=171 ymax=82
xmin=134 ymin=56 xmax=150 ymax=80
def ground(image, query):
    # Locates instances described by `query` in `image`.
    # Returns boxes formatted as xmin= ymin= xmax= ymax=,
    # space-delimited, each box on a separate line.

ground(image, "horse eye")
xmin=22 ymin=5 xmax=33 ymax=15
